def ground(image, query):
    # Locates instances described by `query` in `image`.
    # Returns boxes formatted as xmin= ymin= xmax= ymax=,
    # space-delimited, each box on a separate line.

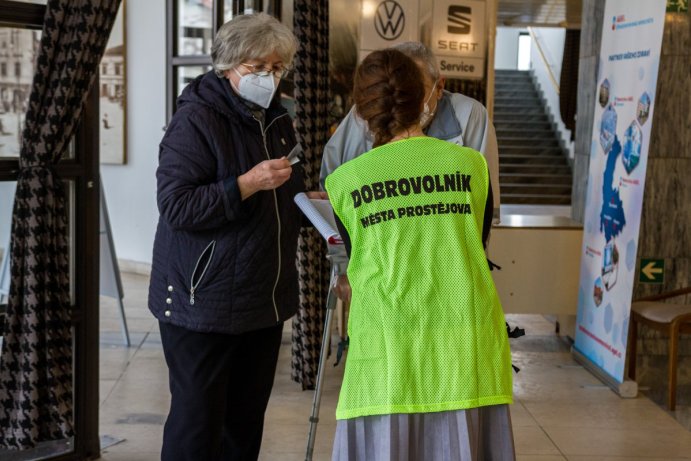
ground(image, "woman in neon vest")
xmin=325 ymin=49 xmax=515 ymax=460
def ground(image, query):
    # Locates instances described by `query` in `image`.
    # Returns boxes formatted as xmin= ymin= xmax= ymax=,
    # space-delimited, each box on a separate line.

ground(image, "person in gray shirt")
xmin=320 ymin=41 xmax=500 ymax=220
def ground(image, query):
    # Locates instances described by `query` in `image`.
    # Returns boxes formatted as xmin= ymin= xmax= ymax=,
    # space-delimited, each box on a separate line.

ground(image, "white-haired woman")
xmin=148 ymin=13 xmax=317 ymax=460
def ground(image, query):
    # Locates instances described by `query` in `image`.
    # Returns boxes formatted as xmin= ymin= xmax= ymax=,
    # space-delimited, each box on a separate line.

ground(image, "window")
xmin=517 ymin=32 xmax=531 ymax=71
xmin=0 ymin=28 xmax=40 ymax=158
xmin=166 ymin=0 xmax=286 ymax=121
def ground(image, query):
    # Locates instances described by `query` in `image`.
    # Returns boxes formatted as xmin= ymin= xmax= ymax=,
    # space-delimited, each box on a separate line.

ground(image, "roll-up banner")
xmin=574 ymin=0 xmax=666 ymax=383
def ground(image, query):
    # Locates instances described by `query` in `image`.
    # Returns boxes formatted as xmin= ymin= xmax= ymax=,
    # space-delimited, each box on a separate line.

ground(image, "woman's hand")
xmin=237 ymin=158 xmax=292 ymax=200
xmin=334 ymin=274 xmax=351 ymax=303
xmin=306 ymin=191 xmax=328 ymax=200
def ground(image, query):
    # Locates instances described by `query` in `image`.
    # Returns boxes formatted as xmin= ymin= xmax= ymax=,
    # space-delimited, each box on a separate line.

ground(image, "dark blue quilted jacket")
xmin=148 ymin=71 xmax=303 ymax=334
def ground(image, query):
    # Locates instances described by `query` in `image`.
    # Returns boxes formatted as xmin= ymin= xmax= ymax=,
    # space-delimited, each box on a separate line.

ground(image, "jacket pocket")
xmin=189 ymin=240 xmax=216 ymax=305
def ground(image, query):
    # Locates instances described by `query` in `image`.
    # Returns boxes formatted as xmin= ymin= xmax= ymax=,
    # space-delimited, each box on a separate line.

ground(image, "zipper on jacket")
xmin=189 ymin=240 xmax=216 ymax=305
xmin=255 ymin=113 xmax=290 ymax=323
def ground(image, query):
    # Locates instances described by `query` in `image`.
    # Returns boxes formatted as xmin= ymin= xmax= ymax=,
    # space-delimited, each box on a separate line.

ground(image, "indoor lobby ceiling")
xmin=497 ymin=0 xmax=583 ymax=28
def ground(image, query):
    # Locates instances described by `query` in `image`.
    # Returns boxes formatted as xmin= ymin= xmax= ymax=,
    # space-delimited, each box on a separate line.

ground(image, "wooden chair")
xmin=627 ymin=287 xmax=691 ymax=411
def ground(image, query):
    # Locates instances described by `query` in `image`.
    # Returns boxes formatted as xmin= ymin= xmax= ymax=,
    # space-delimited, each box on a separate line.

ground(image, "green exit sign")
xmin=639 ymin=258 xmax=664 ymax=284
xmin=667 ymin=0 xmax=688 ymax=13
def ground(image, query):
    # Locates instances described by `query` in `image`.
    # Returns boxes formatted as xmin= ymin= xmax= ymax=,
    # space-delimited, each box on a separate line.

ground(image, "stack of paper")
xmin=294 ymin=193 xmax=342 ymax=245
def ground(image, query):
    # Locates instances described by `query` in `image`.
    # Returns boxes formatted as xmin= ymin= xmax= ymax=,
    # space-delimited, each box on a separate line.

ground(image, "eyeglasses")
xmin=240 ymin=62 xmax=290 ymax=78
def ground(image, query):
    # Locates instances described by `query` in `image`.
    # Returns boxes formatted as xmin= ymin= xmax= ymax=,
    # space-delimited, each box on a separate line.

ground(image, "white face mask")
xmin=420 ymin=79 xmax=438 ymax=127
xmin=233 ymin=68 xmax=278 ymax=109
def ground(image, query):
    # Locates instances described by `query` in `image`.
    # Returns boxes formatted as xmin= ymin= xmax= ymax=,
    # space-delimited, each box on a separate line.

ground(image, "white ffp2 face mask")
xmin=420 ymin=79 xmax=439 ymax=127
xmin=233 ymin=69 xmax=278 ymax=109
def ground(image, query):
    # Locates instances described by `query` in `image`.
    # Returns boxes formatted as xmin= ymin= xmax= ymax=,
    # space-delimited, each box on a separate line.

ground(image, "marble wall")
xmin=635 ymin=8 xmax=691 ymax=404
xmin=571 ymin=0 xmax=604 ymax=222
xmin=635 ymin=10 xmax=691 ymax=302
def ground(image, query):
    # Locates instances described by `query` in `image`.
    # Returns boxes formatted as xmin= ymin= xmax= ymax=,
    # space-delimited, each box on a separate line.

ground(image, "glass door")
xmin=0 ymin=2 xmax=100 ymax=459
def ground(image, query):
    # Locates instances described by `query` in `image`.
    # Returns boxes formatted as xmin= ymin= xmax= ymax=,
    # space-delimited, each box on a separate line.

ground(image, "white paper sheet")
xmin=294 ymin=193 xmax=342 ymax=244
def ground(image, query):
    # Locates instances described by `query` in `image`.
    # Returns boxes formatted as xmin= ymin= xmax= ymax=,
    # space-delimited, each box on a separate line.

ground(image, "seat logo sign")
xmin=375 ymin=1 xmax=405 ymax=41
xmin=448 ymin=5 xmax=472 ymax=34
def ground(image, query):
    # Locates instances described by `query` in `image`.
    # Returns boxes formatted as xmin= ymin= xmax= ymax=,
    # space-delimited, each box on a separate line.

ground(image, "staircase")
xmin=494 ymin=69 xmax=572 ymax=205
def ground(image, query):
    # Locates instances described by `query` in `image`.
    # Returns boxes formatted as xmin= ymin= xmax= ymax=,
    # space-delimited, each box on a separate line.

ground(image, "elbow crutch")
xmin=305 ymin=252 xmax=348 ymax=461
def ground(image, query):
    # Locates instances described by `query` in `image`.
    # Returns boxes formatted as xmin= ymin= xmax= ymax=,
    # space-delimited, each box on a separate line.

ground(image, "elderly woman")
xmin=148 ymin=13 xmax=309 ymax=461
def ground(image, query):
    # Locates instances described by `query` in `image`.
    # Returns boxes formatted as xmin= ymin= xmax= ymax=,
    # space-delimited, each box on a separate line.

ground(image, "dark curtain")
xmin=0 ymin=0 xmax=121 ymax=450
xmin=291 ymin=0 xmax=330 ymax=390
xmin=560 ymin=30 xmax=580 ymax=139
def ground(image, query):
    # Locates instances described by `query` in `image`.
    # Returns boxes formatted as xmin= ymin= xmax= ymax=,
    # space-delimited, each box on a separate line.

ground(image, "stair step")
xmin=495 ymin=79 xmax=534 ymax=85
xmin=496 ymin=70 xmax=531 ymax=75
xmin=499 ymin=146 xmax=565 ymax=156
xmin=495 ymin=80 xmax=532 ymax=84
xmin=494 ymin=121 xmax=552 ymax=130
xmin=494 ymin=114 xmax=550 ymax=123
xmin=501 ymin=183 xmax=572 ymax=195
xmin=495 ymin=70 xmax=531 ymax=75
xmin=495 ymin=111 xmax=546 ymax=118
xmin=495 ymin=101 xmax=544 ymax=109
xmin=495 ymin=81 xmax=533 ymax=87
xmin=500 ymin=173 xmax=572 ymax=184
xmin=495 ymin=96 xmax=542 ymax=103
xmin=500 ymin=193 xmax=572 ymax=205
xmin=499 ymin=144 xmax=566 ymax=154
xmin=500 ymin=155 xmax=568 ymax=166
xmin=495 ymin=85 xmax=535 ymax=93
xmin=496 ymin=128 xmax=556 ymax=138
xmin=495 ymin=77 xmax=532 ymax=81
xmin=495 ymin=94 xmax=540 ymax=102
xmin=495 ymin=76 xmax=533 ymax=82
xmin=498 ymin=138 xmax=559 ymax=147
xmin=495 ymin=73 xmax=532 ymax=80
xmin=495 ymin=90 xmax=539 ymax=98
xmin=494 ymin=98 xmax=542 ymax=105
xmin=495 ymin=77 xmax=533 ymax=82
xmin=494 ymin=107 xmax=546 ymax=115
xmin=499 ymin=163 xmax=572 ymax=174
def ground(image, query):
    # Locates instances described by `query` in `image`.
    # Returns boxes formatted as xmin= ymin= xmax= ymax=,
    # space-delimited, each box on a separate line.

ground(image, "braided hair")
xmin=353 ymin=49 xmax=425 ymax=147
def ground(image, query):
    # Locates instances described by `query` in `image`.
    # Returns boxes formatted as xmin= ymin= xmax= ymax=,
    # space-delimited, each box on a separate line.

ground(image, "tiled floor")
xmin=97 ymin=272 xmax=691 ymax=461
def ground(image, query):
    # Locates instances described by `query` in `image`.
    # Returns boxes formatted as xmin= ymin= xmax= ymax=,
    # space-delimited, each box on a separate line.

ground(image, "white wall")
xmin=100 ymin=0 xmax=166 ymax=268
xmin=494 ymin=27 xmax=524 ymax=69
xmin=531 ymin=27 xmax=565 ymax=80
xmin=529 ymin=27 xmax=574 ymax=157
xmin=0 ymin=182 xmax=14 ymax=255
xmin=0 ymin=182 xmax=13 ymax=239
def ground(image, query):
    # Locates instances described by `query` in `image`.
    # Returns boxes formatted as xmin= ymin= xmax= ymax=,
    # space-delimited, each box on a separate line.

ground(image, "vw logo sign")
xmin=375 ymin=1 xmax=405 ymax=41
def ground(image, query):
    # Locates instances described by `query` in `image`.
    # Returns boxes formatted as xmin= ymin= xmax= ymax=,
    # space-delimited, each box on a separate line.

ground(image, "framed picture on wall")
xmin=99 ymin=0 xmax=126 ymax=164
xmin=0 ymin=28 xmax=41 ymax=159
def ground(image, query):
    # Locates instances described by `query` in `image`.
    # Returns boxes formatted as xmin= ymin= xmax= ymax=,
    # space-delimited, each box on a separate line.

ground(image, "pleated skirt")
xmin=331 ymin=404 xmax=515 ymax=461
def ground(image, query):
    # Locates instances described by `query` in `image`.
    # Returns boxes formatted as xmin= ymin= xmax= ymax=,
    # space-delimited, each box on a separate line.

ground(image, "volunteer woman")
xmin=325 ymin=49 xmax=515 ymax=460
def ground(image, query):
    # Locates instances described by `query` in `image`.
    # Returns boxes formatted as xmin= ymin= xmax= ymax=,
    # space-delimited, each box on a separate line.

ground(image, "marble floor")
xmin=95 ymin=272 xmax=691 ymax=461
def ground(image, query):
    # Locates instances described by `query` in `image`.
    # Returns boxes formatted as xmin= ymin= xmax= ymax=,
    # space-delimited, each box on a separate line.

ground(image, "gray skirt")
xmin=331 ymin=404 xmax=515 ymax=461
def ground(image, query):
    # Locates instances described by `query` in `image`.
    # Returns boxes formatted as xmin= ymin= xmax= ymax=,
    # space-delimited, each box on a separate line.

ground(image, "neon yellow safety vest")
xmin=325 ymin=136 xmax=512 ymax=420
